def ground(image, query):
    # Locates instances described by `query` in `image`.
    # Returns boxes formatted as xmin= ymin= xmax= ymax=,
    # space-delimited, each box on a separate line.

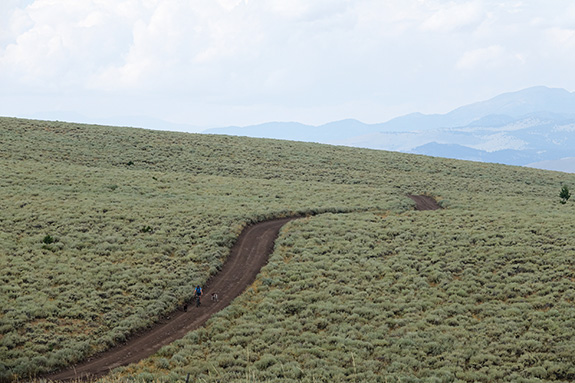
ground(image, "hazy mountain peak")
xmin=447 ymin=86 xmax=575 ymax=124
xmin=204 ymin=86 xmax=575 ymax=172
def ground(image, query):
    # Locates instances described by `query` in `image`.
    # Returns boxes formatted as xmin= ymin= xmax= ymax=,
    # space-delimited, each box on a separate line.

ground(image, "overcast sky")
xmin=1 ymin=0 xmax=574 ymax=131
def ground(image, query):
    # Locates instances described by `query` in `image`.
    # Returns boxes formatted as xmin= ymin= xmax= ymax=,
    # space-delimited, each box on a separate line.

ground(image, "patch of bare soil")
xmin=407 ymin=195 xmax=442 ymax=211
xmin=44 ymin=217 xmax=295 ymax=382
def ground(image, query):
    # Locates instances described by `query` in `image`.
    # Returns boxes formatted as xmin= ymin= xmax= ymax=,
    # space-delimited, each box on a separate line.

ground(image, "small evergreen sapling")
xmin=560 ymin=185 xmax=571 ymax=204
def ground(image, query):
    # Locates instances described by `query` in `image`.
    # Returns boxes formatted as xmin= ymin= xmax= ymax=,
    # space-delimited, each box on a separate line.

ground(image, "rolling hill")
xmin=1 ymin=117 xmax=575 ymax=382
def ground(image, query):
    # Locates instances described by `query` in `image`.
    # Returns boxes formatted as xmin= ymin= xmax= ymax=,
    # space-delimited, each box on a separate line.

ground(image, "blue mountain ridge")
xmin=204 ymin=86 xmax=575 ymax=172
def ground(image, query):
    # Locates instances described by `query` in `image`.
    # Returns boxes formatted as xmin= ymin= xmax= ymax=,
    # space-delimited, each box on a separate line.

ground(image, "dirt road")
xmin=45 ymin=196 xmax=441 ymax=381
xmin=45 ymin=217 xmax=295 ymax=381
xmin=408 ymin=194 xmax=442 ymax=211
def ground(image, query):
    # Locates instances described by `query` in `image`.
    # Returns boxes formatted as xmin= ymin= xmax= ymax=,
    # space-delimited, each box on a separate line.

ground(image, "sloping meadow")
xmin=1 ymin=117 xmax=574 ymax=381
xmin=123 ymin=208 xmax=575 ymax=382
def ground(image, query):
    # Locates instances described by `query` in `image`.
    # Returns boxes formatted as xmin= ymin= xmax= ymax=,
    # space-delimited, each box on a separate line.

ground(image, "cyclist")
xmin=194 ymin=285 xmax=203 ymax=306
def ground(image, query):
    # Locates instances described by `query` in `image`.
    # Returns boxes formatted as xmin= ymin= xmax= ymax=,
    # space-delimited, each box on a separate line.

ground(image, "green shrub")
xmin=560 ymin=184 xmax=571 ymax=204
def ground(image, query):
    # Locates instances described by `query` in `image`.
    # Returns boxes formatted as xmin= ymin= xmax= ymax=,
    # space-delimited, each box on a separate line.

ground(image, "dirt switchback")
xmin=45 ymin=217 xmax=295 ymax=382
xmin=408 ymin=194 xmax=442 ymax=211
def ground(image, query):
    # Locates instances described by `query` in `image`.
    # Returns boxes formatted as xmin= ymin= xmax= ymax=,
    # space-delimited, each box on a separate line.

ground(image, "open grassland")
xmin=1 ymin=117 xmax=575 ymax=382
xmin=126 ymin=210 xmax=575 ymax=382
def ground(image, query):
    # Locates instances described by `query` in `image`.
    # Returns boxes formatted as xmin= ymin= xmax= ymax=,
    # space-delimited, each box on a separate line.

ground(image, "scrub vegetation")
xmin=1 ymin=117 xmax=575 ymax=382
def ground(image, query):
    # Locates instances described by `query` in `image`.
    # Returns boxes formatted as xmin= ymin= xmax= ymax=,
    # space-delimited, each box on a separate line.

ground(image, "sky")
xmin=1 ymin=0 xmax=575 ymax=131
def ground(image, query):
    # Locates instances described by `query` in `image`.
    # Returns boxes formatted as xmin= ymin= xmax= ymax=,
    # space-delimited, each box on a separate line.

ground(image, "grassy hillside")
xmin=1 ymin=117 xmax=574 ymax=382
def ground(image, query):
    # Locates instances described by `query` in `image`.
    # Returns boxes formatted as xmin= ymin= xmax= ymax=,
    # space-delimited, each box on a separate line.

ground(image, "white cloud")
xmin=420 ymin=1 xmax=485 ymax=33
xmin=456 ymin=45 xmax=520 ymax=71
xmin=546 ymin=27 xmax=575 ymax=50
xmin=1 ymin=0 xmax=575 ymax=127
xmin=87 ymin=1 xmax=269 ymax=92
xmin=0 ymin=2 xmax=32 ymax=46
xmin=0 ymin=0 xmax=136 ymax=88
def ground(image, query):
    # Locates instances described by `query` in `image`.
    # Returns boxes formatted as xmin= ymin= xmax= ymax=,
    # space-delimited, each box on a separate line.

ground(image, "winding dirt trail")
xmin=45 ymin=196 xmax=441 ymax=381
xmin=45 ymin=217 xmax=295 ymax=382
xmin=408 ymin=194 xmax=442 ymax=211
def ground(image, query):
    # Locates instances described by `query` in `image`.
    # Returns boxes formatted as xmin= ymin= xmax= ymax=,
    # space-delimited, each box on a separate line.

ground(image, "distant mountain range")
xmin=205 ymin=86 xmax=575 ymax=173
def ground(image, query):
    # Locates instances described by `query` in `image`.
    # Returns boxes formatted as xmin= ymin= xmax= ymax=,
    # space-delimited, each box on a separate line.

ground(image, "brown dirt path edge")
xmin=45 ymin=217 xmax=296 ymax=382
xmin=408 ymin=194 xmax=442 ymax=211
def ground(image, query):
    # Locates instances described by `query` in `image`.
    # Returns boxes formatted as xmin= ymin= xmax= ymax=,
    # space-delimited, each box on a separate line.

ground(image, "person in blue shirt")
xmin=194 ymin=285 xmax=203 ymax=307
